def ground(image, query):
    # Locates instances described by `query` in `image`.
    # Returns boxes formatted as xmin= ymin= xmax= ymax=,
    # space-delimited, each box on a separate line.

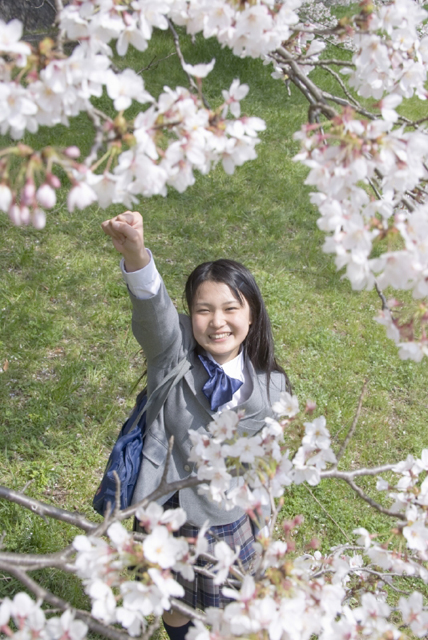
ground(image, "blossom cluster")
xmin=73 ymin=508 xmax=207 ymax=635
xmin=376 ymin=451 xmax=428 ymax=556
xmin=346 ymin=0 xmax=428 ymax=105
xmin=6 ymin=394 xmax=428 ymax=640
xmin=0 ymin=1 xmax=266 ymax=228
xmin=170 ymin=0 xmax=301 ymax=59
xmin=294 ymin=109 xmax=428 ymax=360
xmin=188 ymin=392 xmax=337 ymax=528
xmin=0 ymin=593 xmax=87 ymax=640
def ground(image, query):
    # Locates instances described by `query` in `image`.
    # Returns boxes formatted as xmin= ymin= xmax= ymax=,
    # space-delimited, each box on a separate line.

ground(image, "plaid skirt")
xmin=137 ymin=493 xmax=257 ymax=610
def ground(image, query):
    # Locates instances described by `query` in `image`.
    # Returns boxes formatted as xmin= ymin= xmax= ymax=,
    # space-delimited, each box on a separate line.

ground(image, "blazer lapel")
xmin=237 ymin=358 xmax=268 ymax=422
xmin=183 ymin=350 xmax=215 ymax=419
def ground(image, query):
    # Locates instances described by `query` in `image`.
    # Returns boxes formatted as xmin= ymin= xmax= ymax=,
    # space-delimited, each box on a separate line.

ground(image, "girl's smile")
xmin=191 ymin=280 xmax=252 ymax=365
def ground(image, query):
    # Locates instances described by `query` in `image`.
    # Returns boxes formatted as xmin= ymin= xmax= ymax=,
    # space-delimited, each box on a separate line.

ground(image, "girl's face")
xmin=191 ymin=280 xmax=252 ymax=365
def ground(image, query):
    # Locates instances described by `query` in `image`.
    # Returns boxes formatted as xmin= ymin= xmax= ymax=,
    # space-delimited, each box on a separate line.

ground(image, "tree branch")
xmin=167 ymin=19 xmax=211 ymax=110
xmin=318 ymin=64 xmax=360 ymax=108
xmin=0 ymin=485 xmax=97 ymax=532
xmin=335 ymin=379 xmax=368 ymax=465
xmin=320 ymin=475 xmax=406 ymax=520
xmin=375 ymin=280 xmax=389 ymax=311
xmin=85 ymin=109 xmax=105 ymax=169
xmin=169 ymin=598 xmax=206 ymax=622
xmin=275 ymin=47 xmax=338 ymax=119
xmin=137 ymin=53 xmax=176 ymax=74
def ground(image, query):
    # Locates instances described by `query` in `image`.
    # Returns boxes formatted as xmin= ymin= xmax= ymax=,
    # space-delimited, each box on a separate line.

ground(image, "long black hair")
xmin=185 ymin=259 xmax=291 ymax=393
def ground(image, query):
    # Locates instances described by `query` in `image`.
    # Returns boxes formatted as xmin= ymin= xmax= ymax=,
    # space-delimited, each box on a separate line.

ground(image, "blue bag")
xmin=93 ymin=390 xmax=147 ymax=516
xmin=93 ymin=357 xmax=191 ymax=517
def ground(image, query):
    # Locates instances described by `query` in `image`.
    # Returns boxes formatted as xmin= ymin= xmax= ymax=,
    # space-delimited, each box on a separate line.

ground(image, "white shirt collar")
xmin=206 ymin=350 xmax=245 ymax=381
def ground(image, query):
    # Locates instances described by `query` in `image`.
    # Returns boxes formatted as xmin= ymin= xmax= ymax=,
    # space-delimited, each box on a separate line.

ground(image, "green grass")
xmin=1 ymin=26 xmax=428 ymax=617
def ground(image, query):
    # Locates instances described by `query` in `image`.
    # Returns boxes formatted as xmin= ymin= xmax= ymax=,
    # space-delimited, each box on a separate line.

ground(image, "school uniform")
xmin=122 ymin=254 xmax=287 ymax=608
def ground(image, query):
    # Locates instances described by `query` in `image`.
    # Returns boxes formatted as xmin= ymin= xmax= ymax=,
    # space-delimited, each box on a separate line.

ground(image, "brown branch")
xmin=296 ymin=59 xmax=355 ymax=67
xmin=275 ymin=46 xmax=338 ymax=119
xmin=321 ymin=463 xmax=397 ymax=479
xmin=0 ymin=548 xmax=75 ymax=570
xmin=0 ymin=470 xmax=203 ymax=533
xmin=85 ymin=109 xmax=105 ymax=168
xmin=335 ymin=379 xmax=368 ymax=464
xmin=318 ymin=64 xmax=360 ymax=108
xmin=368 ymin=177 xmax=382 ymax=200
xmin=318 ymin=475 xmax=406 ymax=520
xmin=0 ymin=485 xmax=97 ymax=533
xmin=375 ymin=280 xmax=389 ymax=311
xmin=138 ymin=53 xmax=176 ymax=74
xmin=120 ymin=466 xmax=202 ymax=520
xmin=170 ymin=598 xmax=206 ymax=622
xmin=318 ymin=90 xmax=376 ymax=120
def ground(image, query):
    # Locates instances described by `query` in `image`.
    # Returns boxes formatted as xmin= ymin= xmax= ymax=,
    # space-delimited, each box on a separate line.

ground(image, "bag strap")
xmin=128 ymin=357 xmax=191 ymax=433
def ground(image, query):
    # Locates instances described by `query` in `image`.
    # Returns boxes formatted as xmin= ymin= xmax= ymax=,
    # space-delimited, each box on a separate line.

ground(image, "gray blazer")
xmin=130 ymin=281 xmax=287 ymax=527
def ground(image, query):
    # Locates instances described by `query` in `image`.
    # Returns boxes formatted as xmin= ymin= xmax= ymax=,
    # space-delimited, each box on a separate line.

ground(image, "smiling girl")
xmin=102 ymin=211 xmax=290 ymax=640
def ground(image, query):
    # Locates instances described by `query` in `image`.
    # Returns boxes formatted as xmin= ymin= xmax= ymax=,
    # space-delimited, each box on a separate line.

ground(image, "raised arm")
xmin=102 ymin=211 xmax=189 ymax=370
xmin=101 ymin=211 xmax=149 ymax=273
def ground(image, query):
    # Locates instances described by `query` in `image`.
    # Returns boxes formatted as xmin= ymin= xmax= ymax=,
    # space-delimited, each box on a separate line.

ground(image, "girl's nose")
xmin=210 ymin=311 xmax=226 ymax=328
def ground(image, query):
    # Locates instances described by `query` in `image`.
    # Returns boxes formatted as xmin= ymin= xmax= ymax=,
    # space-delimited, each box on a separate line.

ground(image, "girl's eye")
xmin=226 ymin=307 xmax=239 ymax=311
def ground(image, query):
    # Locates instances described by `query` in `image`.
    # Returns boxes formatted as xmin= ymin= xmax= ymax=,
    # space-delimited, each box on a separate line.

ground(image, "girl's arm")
xmin=102 ymin=211 xmax=186 ymax=369
xmin=101 ymin=211 xmax=149 ymax=273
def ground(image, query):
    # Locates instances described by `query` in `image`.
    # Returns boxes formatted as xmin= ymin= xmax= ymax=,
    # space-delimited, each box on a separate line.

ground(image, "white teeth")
xmin=210 ymin=333 xmax=231 ymax=339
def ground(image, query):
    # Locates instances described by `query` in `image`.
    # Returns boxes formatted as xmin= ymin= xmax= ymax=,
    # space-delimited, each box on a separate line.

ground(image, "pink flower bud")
xmin=20 ymin=205 xmax=30 ymax=225
xmin=305 ymin=400 xmax=317 ymax=414
xmin=9 ymin=205 xmax=31 ymax=226
xmin=32 ymin=208 xmax=46 ymax=230
xmin=64 ymin=146 xmax=81 ymax=159
xmin=282 ymin=520 xmax=294 ymax=534
xmin=309 ymin=537 xmax=320 ymax=549
xmin=9 ymin=204 xmax=21 ymax=226
xmin=22 ymin=181 xmax=36 ymax=206
xmin=36 ymin=184 xmax=56 ymax=209
xmin=47 ymin=173 xmax=61 ymax=189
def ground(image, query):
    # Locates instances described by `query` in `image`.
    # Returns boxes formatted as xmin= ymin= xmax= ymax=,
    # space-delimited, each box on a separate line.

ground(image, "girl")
xmin=102 ymin=211 xmax=290 ymax=640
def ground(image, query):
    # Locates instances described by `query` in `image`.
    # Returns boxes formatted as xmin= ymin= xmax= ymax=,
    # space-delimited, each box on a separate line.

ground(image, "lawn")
xmin=1 ymin=27 xmax=427 ymax=613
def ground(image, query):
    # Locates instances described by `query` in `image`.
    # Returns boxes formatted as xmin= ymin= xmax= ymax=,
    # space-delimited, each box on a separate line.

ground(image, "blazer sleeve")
xmin=128 ymin=279 xmax=194 ymax=371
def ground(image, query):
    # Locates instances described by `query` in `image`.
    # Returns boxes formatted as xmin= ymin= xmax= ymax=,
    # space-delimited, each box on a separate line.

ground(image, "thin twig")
xmin=340 ymin=477 xmax=406 ymax=521
xmin=113 ymin=470 xmax=121 ymax=519
xmin=86 ymin=109 xmax=105 ymax=168
xmin=318 ymin=64 xmax=360 ymax=108
xmin=304 ymin=484 xmax=352 ymax=543
xmin=296 ymin=59 xmax=355 ymax=67
xmin=368 ymin=177 xmax=382 ymax=200
xmin=167 ymin=19 xmax=211 ymax=110
xmin=319 ymin=90 xmax=376 ymax=120
xmin=321 ymin=463 xmax=397 ymax=479
xmin=375 ymin=280 xmax=389 ymax=311
xmin=138 ymin=53 xmax=176 ymax=74
xmin=335 ymin=379 xmax=368 ymax=465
